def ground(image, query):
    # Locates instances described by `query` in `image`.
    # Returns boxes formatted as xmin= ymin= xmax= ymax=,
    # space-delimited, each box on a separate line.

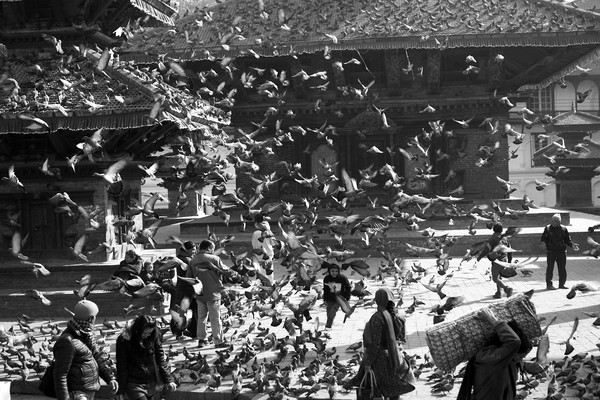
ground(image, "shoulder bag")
xmin=356 ymin=369 xmax=384 ymax=400
xmin=38 ymin=361 xmax=56 ymax=398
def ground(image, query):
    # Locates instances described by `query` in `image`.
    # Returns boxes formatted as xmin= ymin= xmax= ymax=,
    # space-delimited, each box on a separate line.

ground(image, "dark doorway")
xmin=24 ymin=201 xmax=64 ymax=250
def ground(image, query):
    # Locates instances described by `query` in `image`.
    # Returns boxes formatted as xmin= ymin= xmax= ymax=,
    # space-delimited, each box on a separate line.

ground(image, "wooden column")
xmin=427 ymin=50 xmax=441 ymax=94
xmin=330 ymin=54 xmax=347 ymax=88
xmin=384 ymin=49 xmax=401 ymax=94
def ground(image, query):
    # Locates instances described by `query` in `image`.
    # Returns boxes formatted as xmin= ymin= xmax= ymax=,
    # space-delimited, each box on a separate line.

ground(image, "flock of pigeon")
xmin=3 ymin=1 xmax=600 ymax=399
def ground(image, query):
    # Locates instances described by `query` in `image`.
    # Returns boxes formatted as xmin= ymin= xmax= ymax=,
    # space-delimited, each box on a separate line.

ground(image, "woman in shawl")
xmin=116 ymin=315 xmax=176 ymax=400
xmin=351 ymin=288 xmax=415 ymax=399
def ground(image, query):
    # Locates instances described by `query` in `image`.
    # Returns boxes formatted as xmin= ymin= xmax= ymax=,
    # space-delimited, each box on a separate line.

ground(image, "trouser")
xmin=491 ymin=263 xmax=509 ymax=294
xmin=325 ymin=301 xmax=339 ymax=328
xmin=326 ymin=295 xmax=352 ymax=327
xmin=197 ymin=299 xmax=223 ymax=344
xmin=546 ymin=251 xmax=567 ymax=287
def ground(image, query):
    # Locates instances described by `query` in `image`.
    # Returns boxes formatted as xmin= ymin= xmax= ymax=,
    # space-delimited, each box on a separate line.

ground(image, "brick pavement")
xmin=4 ymin=255 xmax=600 ymax=400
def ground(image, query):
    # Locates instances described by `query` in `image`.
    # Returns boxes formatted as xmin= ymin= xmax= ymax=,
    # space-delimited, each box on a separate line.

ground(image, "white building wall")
xmin=510 ymin=68 xmax=600 ymax=208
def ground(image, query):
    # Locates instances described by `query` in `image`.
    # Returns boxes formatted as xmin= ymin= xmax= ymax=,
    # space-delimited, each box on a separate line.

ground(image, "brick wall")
xmin=446 ymin=128 xmax=509 ymax=199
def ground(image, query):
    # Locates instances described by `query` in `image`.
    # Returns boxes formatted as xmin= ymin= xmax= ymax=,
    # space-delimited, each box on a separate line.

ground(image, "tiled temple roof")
xmin=0 ymin=49 xmax=229 ymax=134
xmin=119 ymin=0 xmax=600 ymax=61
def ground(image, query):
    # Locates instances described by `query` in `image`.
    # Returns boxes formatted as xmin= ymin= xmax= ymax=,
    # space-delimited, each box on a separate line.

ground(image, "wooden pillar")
xmin=384 ymin=49 xmax=401 ymax=94
xmin=488 ymin=49 xmax=505 ymax=90
xmin=330 ymin=54 xmax=347 ymax=88
xmin=427 ymin=50 xmax=441 ymax=94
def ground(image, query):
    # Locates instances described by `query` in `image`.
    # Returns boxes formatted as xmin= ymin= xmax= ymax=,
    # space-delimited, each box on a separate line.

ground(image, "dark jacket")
xmin=114 ymin=258 xmax=143 ymax=279
xmin=176 ymin=247 xmax=194 ymax=266
xmin=477 ymin=233 xmax=501 ymax=262
xmin=323 ymin=274 xmax=351 ymax=302
xmin=115 ymin=325 xmax=173 ymax=393
xmin=541 ymin=224 xmax=573 ymax=252
xmin=53 ymin=325 xmax=114 ymax=400
xmin=459 ymin=321 xmax=521 ymax=400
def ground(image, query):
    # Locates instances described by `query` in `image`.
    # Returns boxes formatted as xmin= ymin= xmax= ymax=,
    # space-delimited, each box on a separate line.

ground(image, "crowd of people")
xmin=48 ymin=213 xmax=574 ymax=400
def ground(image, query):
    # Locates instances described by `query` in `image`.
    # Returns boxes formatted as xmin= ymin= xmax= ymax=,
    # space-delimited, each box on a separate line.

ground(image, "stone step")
xmin=171 ymin=207 xmax=570 ymax=236
xmin=0 ymin=290 xmax=166 ymax=319
xmin=0 ymin=263 xmax=120 ymax=291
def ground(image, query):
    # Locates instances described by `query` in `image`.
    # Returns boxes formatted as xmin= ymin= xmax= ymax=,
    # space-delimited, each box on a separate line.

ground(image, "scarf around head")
xmin=373 ymin=288 xmax=402 ymax=373
xmin=69 ymin=318 xmax=95 ymax=349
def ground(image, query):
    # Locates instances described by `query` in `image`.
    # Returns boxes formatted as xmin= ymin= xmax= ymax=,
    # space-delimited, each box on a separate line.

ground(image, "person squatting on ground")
xmin=457 ymin=309 xmax=533 ymax=400
xmin=53 ymin=300 xmax=118 ymax=400
xmin=348 ymin=288 xmax=415 ymax=400
xmin=187 ymin=239 xmax=230 ymax=348
xmin=540 ymin=213 xmax=579 ymax=290
xmin=115 ymin=315 xmax=176 ymax=400
xmin=322 ymin=262 xmax=352 ymax=329
xmin=477 ymin=223 xmax=514 ymax=299
xmin=113 ymin=249 xmax=145 ymax=292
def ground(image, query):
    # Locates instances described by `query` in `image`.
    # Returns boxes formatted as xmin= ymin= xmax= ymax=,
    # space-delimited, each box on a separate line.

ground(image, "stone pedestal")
xmin=167 ymin=189 xmax=205 ymax=217
xmin=555 ymin=168 xmax=595 ymax=207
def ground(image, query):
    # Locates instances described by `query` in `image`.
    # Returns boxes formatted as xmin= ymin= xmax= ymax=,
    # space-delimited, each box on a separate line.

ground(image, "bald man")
xmin=540 ymin=214 xmax=579 ymax=290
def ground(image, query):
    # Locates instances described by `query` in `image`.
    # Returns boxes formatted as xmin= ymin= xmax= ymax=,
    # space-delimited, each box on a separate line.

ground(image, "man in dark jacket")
xmin=540 ymin=213 xmax=579 ymax=290
xmin=53 ymin=300 xmax=118 ymax=400
xmin=457 ymin=309 xmax=533 ymax=400
xmin=322 ymin=262 xmax=352 ymax=329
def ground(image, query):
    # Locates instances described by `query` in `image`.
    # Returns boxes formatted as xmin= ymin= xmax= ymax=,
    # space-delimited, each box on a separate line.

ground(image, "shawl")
xmin=373 ymin=288 xmax=402 ymax=372
xmin=68 ymin=318 xmax=94 ymax=349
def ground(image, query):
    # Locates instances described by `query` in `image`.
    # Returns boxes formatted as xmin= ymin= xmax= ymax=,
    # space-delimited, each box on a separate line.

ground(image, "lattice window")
xmin=530 ymin=85 xmax=553 ymax=113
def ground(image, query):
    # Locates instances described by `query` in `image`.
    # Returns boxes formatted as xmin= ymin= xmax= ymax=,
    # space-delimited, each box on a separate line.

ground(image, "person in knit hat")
xmin=322 ymin=262 xmax=352 ymax=329
xmin=53 ymin=300 xmax=118 ymax=400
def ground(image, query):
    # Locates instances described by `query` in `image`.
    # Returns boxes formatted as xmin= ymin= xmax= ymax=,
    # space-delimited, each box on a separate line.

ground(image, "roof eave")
xmin=519 ymin=45 xmax=600 ymax=91
xmin=119 ymin=31 xmax=600 ymax=62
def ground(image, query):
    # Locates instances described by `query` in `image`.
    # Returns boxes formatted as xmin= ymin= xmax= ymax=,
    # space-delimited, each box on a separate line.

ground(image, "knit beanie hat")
xmin=74 ymin=300 xmax=99 ymax=320
xmin=326 ymin=262 xmax=340 ymax=273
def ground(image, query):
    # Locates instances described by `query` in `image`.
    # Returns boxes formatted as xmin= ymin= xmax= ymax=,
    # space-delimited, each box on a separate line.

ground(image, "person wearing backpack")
xmin=540 ymin=214 xmax=579 ymax=290
xmin=53 ymin=300 xmax=118 ymax=400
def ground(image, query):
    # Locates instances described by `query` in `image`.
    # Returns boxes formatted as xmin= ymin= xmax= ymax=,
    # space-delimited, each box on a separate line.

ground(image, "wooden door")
xmin=26 ymin=202 xmax=62 ymax=249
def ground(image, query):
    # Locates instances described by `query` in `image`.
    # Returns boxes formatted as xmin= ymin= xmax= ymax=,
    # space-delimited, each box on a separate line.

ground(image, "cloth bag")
xmin=425 ymin=293 xmax=542 ymax=371
xmin=357 ymin=369 xmax=384 ymax=400
xmin=38 ymin=361 xmax=56 ymax=398
xmin=499 ymin=266 xmax=517 ymax=278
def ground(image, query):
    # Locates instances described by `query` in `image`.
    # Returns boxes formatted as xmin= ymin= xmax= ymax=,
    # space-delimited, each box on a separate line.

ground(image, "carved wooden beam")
xmin=504 ymin=48 xmax=570 ymax=88
xmin=133 ymin=124 xmax=178 ymax=157
xmin=120 ymin=125 xmax=160 ymax=152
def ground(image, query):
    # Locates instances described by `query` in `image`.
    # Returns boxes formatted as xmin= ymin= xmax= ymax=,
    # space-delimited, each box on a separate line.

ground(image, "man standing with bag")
xmin=53 ymin=300 xmax=118 ymax=400
xmin=540 ymin=214 xmax=579 ymax=290
xmin=187 ymin=239 xmax=230 ymax=348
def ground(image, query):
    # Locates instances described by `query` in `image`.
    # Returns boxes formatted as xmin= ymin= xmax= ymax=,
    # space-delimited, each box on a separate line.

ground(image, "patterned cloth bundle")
xmin=425 ymin=293 xmax=542 ymax=371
